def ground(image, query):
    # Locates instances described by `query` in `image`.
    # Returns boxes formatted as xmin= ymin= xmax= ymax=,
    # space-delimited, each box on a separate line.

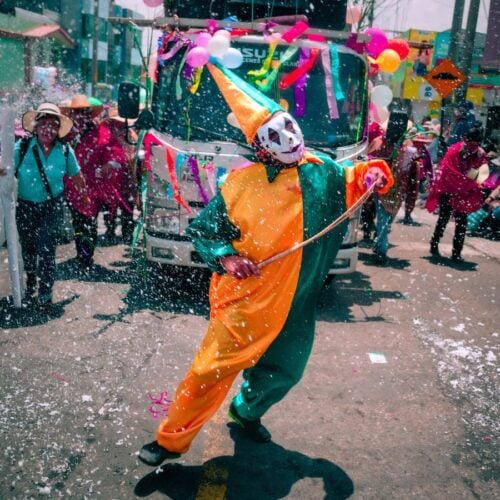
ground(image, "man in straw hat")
xmin=138 ymin=61 xmax=393 ymax=466
xmin=427 ymin=126 xmax=489 ymax=262
xmin=0 ymin=102 xmax=89 ymax=307
xmin=60 ymin=94 xmax=126 ymax=270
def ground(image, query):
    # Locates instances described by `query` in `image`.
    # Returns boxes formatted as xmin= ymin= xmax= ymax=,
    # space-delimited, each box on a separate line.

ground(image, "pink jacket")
xmin=426 ymin=142 xmax=487 ymax=214
xmin=65 ymin=124 xmax=126 ymax=217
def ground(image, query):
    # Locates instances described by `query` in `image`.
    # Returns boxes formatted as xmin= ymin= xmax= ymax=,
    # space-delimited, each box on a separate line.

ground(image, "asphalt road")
xmin=0 ymin=205 xmax=498 ymax=499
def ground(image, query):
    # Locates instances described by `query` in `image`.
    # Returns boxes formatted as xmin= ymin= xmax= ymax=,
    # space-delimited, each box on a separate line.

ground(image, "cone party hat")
xmin=207 ymin=61 xmax=284 ymax=144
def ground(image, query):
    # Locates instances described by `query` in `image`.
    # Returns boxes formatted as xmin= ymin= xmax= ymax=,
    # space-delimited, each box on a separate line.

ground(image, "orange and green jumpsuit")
xmin=156 ymin=152 xmax=391 ymax=453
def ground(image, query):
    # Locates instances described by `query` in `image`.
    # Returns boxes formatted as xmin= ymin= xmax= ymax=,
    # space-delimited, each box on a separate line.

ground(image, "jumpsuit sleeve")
xmin=343 ymin=159 xmax=393 ymax=208
xmin=186 ymin=191 xmax=241 ymax=274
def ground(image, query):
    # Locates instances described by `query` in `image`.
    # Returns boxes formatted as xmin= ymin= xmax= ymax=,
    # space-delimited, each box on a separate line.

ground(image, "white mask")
xmin=255 ymin=112 xmax=305 ymax=164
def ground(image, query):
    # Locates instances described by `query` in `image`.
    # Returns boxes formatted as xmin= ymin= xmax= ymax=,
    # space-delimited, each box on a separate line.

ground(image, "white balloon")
xmin=221 ymin=48 xmax=243 ymax=69
xmin=214 ymin=29 xmax=231 ymax=40
xmin=207 ymin=35 xmax=230 ymax=57
xmin=371 ymin=85 xmax=393 ymax=108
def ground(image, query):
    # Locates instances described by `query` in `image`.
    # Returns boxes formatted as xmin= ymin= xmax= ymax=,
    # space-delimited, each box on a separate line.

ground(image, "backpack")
xmin=15 ymin=136 xmax=70 ymax=176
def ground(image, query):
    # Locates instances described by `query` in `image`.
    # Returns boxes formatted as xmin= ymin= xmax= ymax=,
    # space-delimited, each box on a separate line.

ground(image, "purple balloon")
xmin=364 ymin=27 xmax=388 ymax=58
xmin=187 ymin=47 xmax=209 ymax=68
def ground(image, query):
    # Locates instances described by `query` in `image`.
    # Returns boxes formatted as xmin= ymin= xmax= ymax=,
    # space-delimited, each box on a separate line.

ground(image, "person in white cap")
xmin=0 ymin=102 xmax=89 ymax=308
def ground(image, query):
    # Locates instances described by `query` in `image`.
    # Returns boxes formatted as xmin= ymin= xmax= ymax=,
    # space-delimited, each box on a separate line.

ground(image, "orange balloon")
xmin=376 ymin=49 xmax=401 ymax=73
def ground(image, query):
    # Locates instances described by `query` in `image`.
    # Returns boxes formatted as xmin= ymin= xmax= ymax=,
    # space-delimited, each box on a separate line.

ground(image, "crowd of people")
xmin=0 ymin=95 xmax=140 ymax=309
xmin=361 ymin=100 xmax=499 ymax=265
xmin=0 ymin=94 xmax=498 ymax=312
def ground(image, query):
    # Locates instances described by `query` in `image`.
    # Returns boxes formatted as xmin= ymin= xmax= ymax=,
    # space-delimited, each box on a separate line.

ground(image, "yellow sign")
xmin=424 ymin=58 xmax=466 ymax=98
xmin=400 ymin=30 xmax=439 ymax=101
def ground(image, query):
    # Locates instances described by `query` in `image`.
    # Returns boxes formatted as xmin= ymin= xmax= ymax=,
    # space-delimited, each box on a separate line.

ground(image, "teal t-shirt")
xmin=15 ymin=137 xmax=80 ymax=202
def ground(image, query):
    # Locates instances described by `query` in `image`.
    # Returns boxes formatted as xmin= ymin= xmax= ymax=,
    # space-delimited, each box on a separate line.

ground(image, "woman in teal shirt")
xmin=1 ymin=103 xmax=89 ymax=308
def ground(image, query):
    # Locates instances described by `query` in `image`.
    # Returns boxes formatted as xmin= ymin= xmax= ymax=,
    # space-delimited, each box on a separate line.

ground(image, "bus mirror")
xmin=134 ymin=109 xmax=155 ymax=131
xmin=118 ymin=82 xmax=140 ymax=119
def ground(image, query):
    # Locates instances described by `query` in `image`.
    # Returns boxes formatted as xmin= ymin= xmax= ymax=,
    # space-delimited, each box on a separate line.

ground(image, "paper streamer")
xmin=204 ymin=161 xmax=216 ymax=196
xmin=321 ymin=47 xmax=339 ymax=119
xmin=294 ymin=48 xmax=310 ymax=117
xmin=189 ymin=67 xmax=204 ymax=94
xmin=279 ymin=48 xmax=319 ymax=91
xmin=329 ymin=44 xmax=345 ymax=100
xmin=281 ymin=20 xmax=309 ymax=43
xmin=255 ymin=46 xmax=299 ymax=93
xmin=247 ymin=40 xmax=279 ymax=81
xmin=188 ymin=156 xmax=209 ymax=205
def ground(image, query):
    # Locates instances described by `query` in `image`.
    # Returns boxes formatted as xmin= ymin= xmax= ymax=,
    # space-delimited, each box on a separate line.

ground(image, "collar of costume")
xmin=259 ymin=149 xmax=324 ymax=183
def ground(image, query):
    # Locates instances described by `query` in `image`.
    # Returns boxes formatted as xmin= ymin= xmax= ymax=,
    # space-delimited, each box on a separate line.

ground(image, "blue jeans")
xmin=373 ymin=199 xmax=394 ymax=256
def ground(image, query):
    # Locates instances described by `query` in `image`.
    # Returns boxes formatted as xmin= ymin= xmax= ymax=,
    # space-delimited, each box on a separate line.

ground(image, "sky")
xmin=115 ymin=0 xmax=491 ymax=34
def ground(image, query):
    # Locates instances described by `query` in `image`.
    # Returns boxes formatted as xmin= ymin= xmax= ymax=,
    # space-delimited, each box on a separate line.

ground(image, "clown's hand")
xmin=364 ymin=167 xmax=388 ymax=192
xmin=220 ymin=255 xmax=261 ymax=279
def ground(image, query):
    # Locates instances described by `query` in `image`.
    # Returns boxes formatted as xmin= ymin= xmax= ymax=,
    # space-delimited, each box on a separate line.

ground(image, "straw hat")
xmin=22 ymin=102 xmax=73 ymax=138
xmin=59 ymin=94 xmax=103 ymax=118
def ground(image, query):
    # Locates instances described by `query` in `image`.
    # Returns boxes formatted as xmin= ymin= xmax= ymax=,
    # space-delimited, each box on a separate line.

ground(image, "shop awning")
xmin=0 ymin=10 xmax=75 ymax=48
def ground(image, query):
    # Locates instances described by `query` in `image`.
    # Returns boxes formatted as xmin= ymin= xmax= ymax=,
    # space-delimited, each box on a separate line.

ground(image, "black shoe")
xmin=138 ymin=441 xmax=180 ymax=466
xmin=228 ymin=403 xmax=271 ymax=443
xmin=451 ymin=254 xmax=464 ymax=263
xmin=430 ymin=243 xmax=440 ymax=257
xmin=401 ymin=215 xmax=413 ymax=225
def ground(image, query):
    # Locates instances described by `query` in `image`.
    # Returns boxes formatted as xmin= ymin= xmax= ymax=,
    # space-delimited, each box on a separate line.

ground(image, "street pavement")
xmin=0 ymin=205 xmax=498 ymax=499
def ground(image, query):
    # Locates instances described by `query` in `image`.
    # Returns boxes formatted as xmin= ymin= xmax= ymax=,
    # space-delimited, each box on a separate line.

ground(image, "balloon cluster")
xmin=187 ymin=30 xmax=244 ymax=69
xmin=364 ymin=27 xmax=410 ymax=74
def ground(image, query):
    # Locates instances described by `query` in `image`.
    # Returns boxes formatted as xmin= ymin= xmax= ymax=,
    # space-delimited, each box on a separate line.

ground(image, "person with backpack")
xmin=0 ymin=103 xmax=89 ymax=308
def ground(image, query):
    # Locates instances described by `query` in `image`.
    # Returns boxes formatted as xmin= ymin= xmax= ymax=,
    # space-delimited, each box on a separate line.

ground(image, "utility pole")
xmin=448 ymin=0 xmax=465 ymax=65
xmin=455 ymin=0 xmax=481 ymax=103
xmin=91 ymin=0 xmax=99 ymax=95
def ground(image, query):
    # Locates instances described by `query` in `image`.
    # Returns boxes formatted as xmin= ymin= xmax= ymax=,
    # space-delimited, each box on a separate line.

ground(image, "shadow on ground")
xmin=134 ymin=425 xmax=353 ymax=499
xmin=317 ymin=270 xmax=404 ymax=323
xmin=0 ymin=295 xmax=79 ymax=329
xmin=57 ymin=253 xmax=212 ymax=318
xmin=422 ymin=255 xmax=478 ymax=271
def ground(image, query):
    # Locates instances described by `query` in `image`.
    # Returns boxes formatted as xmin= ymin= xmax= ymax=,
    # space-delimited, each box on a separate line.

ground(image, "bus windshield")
xmin=152 ymin=41 xmax=368 ymax=150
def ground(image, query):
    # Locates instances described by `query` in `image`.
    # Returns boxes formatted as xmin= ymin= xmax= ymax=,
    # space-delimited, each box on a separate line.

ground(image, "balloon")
xmin=221 ymin=48 xmax=243 ymax=69
xmin=346 ymin=5 xmax=362 ymax=24
xmin=371 ymin=85 xmax=393 ymax=108
xmin=187 ymin=47 xmax=209 ymax=68
xmin=143 ymin=0 xmax=163 ymax=6
xmin=377 ymin=105 xmax=390 ymax=125
xmin=196 ymin=32 xmax=212 ymax=48
xmin=376 ymin=49 xmax=401 ymax=73
xmin=364 ymin=27 xmax=388 ymax=58
xmin=207 ymin=35 xmax=230 ymax=57
xmin=214 ymin=29 xmax=231 ymax=41
xmin=387 ymin=38 xmax=410 ymax=60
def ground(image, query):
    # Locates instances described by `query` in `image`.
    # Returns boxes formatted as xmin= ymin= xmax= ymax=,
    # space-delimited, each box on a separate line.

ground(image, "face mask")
xmin=255 ymin=112 xmax=305 ymax=164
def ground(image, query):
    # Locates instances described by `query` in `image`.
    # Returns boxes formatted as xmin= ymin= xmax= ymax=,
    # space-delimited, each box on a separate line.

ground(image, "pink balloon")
xmin=364 ymin=27 xmax=388 ymax=58
xmin=196 ymin=32 xmax=212 ymax=48
xmin=143 ymin=0 xmax=163 ymax=7
xmin=187 ymin=47 xmax=209 ymax=68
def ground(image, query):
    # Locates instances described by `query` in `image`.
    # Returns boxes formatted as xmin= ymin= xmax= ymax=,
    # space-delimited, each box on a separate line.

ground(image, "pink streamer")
xmin=147 ymin=392 xmax=170 ymax=420
xmin=281 ymin=20 xmax=309 ymax=43
xmin=204 ymin=161 xmax=216 ymax=196
xmin=159 ymin=40 xmax=185 ymax=61
xmin=321 ymin=48 xmax=339 ymax=120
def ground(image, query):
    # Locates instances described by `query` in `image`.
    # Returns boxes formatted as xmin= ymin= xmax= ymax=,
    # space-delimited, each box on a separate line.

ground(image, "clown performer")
xmin=138 ymin=62 xmax=393 ymax=466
